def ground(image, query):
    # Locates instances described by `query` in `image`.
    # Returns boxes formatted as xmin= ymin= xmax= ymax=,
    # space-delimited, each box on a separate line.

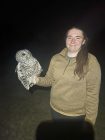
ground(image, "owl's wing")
xmin=19 ymin=75 xmax=30 ymax=90
xmin=32 ymin=58 xmax=43 ymax=76
xmin=16 ymin=63 xmax=31 ymax=90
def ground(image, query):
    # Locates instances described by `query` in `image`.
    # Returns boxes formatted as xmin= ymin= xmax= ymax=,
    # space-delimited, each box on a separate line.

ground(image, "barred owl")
xmin=15 ymin=49 xmax=42 ymax=90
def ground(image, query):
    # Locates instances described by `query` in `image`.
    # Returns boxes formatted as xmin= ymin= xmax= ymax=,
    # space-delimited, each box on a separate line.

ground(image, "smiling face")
xmin=66 ymin=28 xmax=86 ymax=54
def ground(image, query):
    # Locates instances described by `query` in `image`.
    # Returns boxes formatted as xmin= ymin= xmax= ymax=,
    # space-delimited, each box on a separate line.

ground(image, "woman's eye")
xmin=76 ymin=37 xmax=80 ymax=39
xmin=67 ymin=37 xmax=72 ymax=39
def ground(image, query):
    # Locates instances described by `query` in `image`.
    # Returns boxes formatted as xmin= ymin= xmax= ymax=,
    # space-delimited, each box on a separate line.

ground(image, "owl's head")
xmin=15 ymin=49 xmax=32 ymax=63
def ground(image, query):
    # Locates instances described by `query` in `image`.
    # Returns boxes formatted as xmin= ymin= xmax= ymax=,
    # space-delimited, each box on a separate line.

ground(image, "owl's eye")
xmin=22 ymin=53 xmax=26 ymax=56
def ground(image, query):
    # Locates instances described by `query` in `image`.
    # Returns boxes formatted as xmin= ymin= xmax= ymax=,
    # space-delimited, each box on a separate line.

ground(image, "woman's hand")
xmin=29 ymin=75 xmax=39 ymax=86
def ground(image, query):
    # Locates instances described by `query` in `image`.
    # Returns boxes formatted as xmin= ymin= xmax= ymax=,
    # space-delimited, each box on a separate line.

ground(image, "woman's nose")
xmin=71 ymin=38 xmax=76 ymax=43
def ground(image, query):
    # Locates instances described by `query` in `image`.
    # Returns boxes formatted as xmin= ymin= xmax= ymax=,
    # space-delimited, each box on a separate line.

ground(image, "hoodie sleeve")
xmin=36 ymin=56 xmax=55 ymax=87
xmin=85 ymin=54 xmax=101 ymax=125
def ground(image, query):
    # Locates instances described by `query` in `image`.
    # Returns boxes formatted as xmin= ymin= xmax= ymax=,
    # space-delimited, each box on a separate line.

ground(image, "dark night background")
xmin=0 ymin=1 xmax=105 ymax=84
xmin=0 ymin=1 xmax=105 ymax=140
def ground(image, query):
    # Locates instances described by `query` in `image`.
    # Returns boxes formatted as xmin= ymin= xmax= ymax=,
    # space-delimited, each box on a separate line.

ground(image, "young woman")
xmin=31 ymin=26 xmax=101 ymax=125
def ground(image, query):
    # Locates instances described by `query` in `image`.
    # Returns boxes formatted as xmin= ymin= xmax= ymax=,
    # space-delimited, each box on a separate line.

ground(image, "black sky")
xmin=1 ymin=1 xmax=105 ymax=65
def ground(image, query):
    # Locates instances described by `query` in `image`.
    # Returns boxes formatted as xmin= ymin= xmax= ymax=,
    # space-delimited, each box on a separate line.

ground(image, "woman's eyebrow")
xmin=75 ymin=36 xmax=82 ymax=38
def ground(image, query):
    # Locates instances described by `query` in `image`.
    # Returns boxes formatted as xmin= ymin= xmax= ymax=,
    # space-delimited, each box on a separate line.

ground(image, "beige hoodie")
xmin=37 ymin=48 xmax=101 ymax=125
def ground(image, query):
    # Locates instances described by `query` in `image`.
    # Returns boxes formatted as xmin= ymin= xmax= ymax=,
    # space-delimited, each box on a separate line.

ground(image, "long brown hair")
xmin=66 ymin=27 xmax=89 ymax=79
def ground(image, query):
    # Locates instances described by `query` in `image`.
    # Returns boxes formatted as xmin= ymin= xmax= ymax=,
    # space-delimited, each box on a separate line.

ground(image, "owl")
xmin=15 ymin=49 xmax=42 ymax=90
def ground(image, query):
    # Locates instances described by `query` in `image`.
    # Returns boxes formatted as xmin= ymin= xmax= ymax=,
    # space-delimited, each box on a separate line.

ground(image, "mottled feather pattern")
xmin=15 ymin=49 xmax=42 ymax=90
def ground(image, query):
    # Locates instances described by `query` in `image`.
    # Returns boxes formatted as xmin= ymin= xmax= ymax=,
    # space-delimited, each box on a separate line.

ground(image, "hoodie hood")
xmin=59 ymin=48 xmax=68 ymax=57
